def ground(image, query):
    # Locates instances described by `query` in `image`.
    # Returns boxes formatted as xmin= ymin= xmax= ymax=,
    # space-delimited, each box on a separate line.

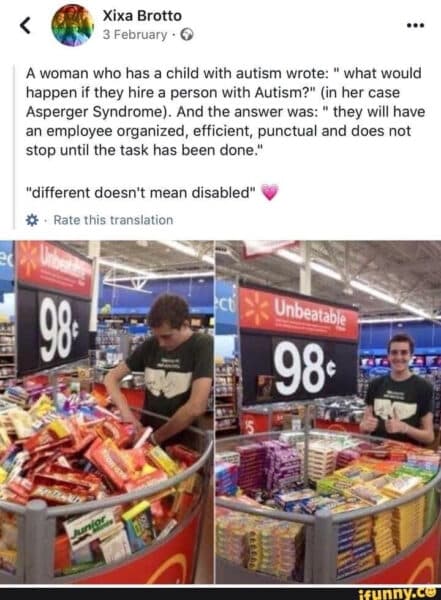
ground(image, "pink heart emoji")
xmin=261 ymin=184 xmax=278 ymax=201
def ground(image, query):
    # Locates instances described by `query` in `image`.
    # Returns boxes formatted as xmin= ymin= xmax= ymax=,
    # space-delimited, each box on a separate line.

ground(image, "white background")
xmin=0 ymin=0 xmax=439 ymax=239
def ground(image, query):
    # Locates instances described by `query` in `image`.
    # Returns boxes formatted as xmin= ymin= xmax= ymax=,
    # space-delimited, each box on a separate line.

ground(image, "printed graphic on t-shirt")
xmin=145 ymin=367 xmax=192 ymax=399
xmin=374 ymin=397 xmax=417 ymax=421
xmin=156 ymin=357 xmax=181 ymax=370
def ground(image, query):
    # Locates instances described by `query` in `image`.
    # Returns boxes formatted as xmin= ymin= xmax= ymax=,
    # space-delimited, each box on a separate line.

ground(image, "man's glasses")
xmin=389 ymin=349 xmax=410 ymax=356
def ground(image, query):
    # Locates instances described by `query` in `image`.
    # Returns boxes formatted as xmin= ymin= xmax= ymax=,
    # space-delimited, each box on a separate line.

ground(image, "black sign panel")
xmin=17 ymin=288 xmax=91 ymax=376
xmin=241 ymin=333 xmax=358 ymax=406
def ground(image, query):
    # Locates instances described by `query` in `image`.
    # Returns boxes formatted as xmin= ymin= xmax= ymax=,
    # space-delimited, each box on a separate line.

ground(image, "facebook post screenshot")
xmin=1 ymin=0 xmax=438 ymax=238
xmin=0 ymin=0 xmax=440 ymax=592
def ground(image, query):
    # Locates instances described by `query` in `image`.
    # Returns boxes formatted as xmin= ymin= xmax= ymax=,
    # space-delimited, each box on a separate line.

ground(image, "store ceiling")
xmin=215 ymin=241 xmax=441 ymax=320
xmin=63 ymin=241 xmax=214 ymax=276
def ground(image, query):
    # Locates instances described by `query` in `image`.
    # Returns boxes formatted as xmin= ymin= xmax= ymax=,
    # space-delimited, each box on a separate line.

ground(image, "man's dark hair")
xmin=387 ymin=333 xmax=415 ymax=354
xmin=148 ymin=294 xmax=190 ymax=329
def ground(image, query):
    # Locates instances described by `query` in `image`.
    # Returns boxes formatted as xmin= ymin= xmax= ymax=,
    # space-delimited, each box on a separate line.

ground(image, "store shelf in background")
xmin=215 ymin=359 xmax=240 ymax=436
xmin=216 ymin=424 xmax=239 ymax=433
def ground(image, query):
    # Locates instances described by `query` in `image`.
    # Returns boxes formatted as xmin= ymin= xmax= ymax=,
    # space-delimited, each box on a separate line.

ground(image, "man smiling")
xmin=359 ymin=333 xmax=434 ymax=446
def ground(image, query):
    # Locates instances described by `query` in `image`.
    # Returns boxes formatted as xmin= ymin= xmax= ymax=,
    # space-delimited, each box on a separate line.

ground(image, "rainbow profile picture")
xmin=52 ymin=4 xmax=94 ymax=47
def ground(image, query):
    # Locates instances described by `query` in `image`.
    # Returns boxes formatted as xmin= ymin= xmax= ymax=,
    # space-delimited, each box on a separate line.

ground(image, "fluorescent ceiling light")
xmin=276 ymin=249 xmax=303 ymax=264
xmin=99 ymin=259 xmax=151 ymax=277
xmin=257 ymin=250 xmax=435 ymax=322
xmin=157 ymin=241 xmax=214 ymax=265
xmin=103 ymin=282 xmax=153 ymax=294
xmin=135 ymin=270 xmax=213 ymax=280
xmin=350 ymin=280 xmax=397 ymax=304
xmin=360 ymin=316 xmax=425 ymax=324
xmin=201 ymin=254 xmax=215 ymax=265
xmin=105 ymin=271 xmax=214 ymax=283
xmin=400 ymin=303 xmax=431 ymax=320
xmin=99 ymin=258 xmax=213 ymax=281
xmin=311 ymin=261 xmax=342 ymax=281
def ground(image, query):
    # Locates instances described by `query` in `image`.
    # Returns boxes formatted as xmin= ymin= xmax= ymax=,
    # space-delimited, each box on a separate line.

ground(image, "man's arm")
xmin=405 ymin=412 xmax=434 ymax=445
xmin=397 ymin=381 xmax=435 ymax=445
xmin=153 ymin=377 xmax=212 ymax=445
xmin=103 ymin=363 xmax=142 ymax=432
xmin=386 ymin=410 xmax=434 ymax=445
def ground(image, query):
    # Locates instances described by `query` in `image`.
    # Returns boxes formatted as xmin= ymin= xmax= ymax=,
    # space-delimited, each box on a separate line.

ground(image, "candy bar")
xmin=172 ymin=490 xmax=195 ymax=521
xmin=123 ymin=465 xmax=168 ymax=493
xmin=0 ymin=549 xmax=17 ymax=573
xmin=30 ymin=484 xmax=91 ymax=505
xmin=8 ymin=408 xmax=33 ymax=439
xmin=95 ymin=418 xmax=134 ymax=448
xmin=156 ymin=518 xmax=178 ymax=540
xmin=86 ymin=438 xmax=132 ymax=490
xmin=146 ymin=445 xmax=180 ymax=476
xmin=165 ymin=443 xmax=201 ymax=466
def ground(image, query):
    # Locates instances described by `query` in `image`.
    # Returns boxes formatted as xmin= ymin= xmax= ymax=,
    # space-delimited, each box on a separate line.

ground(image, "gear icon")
xmin=25 ymin=214 xmax=39 ymax=227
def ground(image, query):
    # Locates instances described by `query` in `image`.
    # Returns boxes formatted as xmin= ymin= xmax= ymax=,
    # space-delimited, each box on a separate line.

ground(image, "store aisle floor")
xmin=194 ymin=476 xmax=214 ymax=584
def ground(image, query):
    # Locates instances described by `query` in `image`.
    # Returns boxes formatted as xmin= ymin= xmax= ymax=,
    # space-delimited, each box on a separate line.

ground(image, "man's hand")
xmin=385 ymin=407 xmax=407 ymax=435
xmin=104 ymin=363 xmax=142 ymax=433
xmin=360 ymin=415 xmax=379 ymax=433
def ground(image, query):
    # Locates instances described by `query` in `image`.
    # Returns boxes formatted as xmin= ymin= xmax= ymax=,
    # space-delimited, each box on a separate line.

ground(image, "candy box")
xmin=64 ymin=508 xmax=118 ymax=552
xmin=122 ymin=500 xmax=156 ymax=552
xmin=99 ymin=526 xmax=132 ymax=564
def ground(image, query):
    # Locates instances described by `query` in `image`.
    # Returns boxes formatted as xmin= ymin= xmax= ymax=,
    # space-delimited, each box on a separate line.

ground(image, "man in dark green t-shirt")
xmin=104 ymin=294 xmax=213 ymax=445
xmin=360 ymin=333 xmax=434 ymax=446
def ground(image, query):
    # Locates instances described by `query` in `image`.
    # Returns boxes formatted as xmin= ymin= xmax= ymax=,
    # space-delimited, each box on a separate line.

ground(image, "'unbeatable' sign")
xmin=239 ymin=285 xmax=358 ymax=342
xmin=16 ymin=241 xmax=92 ymax=299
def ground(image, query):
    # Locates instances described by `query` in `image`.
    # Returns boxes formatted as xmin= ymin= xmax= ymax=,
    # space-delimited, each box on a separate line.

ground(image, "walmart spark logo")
xmin=18 ymin=241 xmax=38 ymax=277
xmin=243 ymin=291 xmax=270 ymax=327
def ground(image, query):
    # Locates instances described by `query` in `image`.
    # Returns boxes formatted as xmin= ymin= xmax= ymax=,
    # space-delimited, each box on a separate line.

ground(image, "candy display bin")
xmin=0 ymin=410 xmax=213 ymax=585
xmin=216 ymin=431 xmax=441 ymax=585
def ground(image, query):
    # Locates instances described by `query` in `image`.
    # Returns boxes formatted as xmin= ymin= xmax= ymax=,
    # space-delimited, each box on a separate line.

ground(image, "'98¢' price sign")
xmin=39 ymin=296 xmax=80 ymax=362
xmin=272 ymin=337 xmax=357 ymax=400
xmin=274 ymin=340 xmax=330 ymax=395
xmin=17 ymin=289 xmax=91 ymax=376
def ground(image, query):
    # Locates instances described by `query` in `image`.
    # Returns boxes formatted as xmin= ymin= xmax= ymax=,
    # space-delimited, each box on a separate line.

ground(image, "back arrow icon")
xmin=20 ymin=17 xmax=31 ymax=34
